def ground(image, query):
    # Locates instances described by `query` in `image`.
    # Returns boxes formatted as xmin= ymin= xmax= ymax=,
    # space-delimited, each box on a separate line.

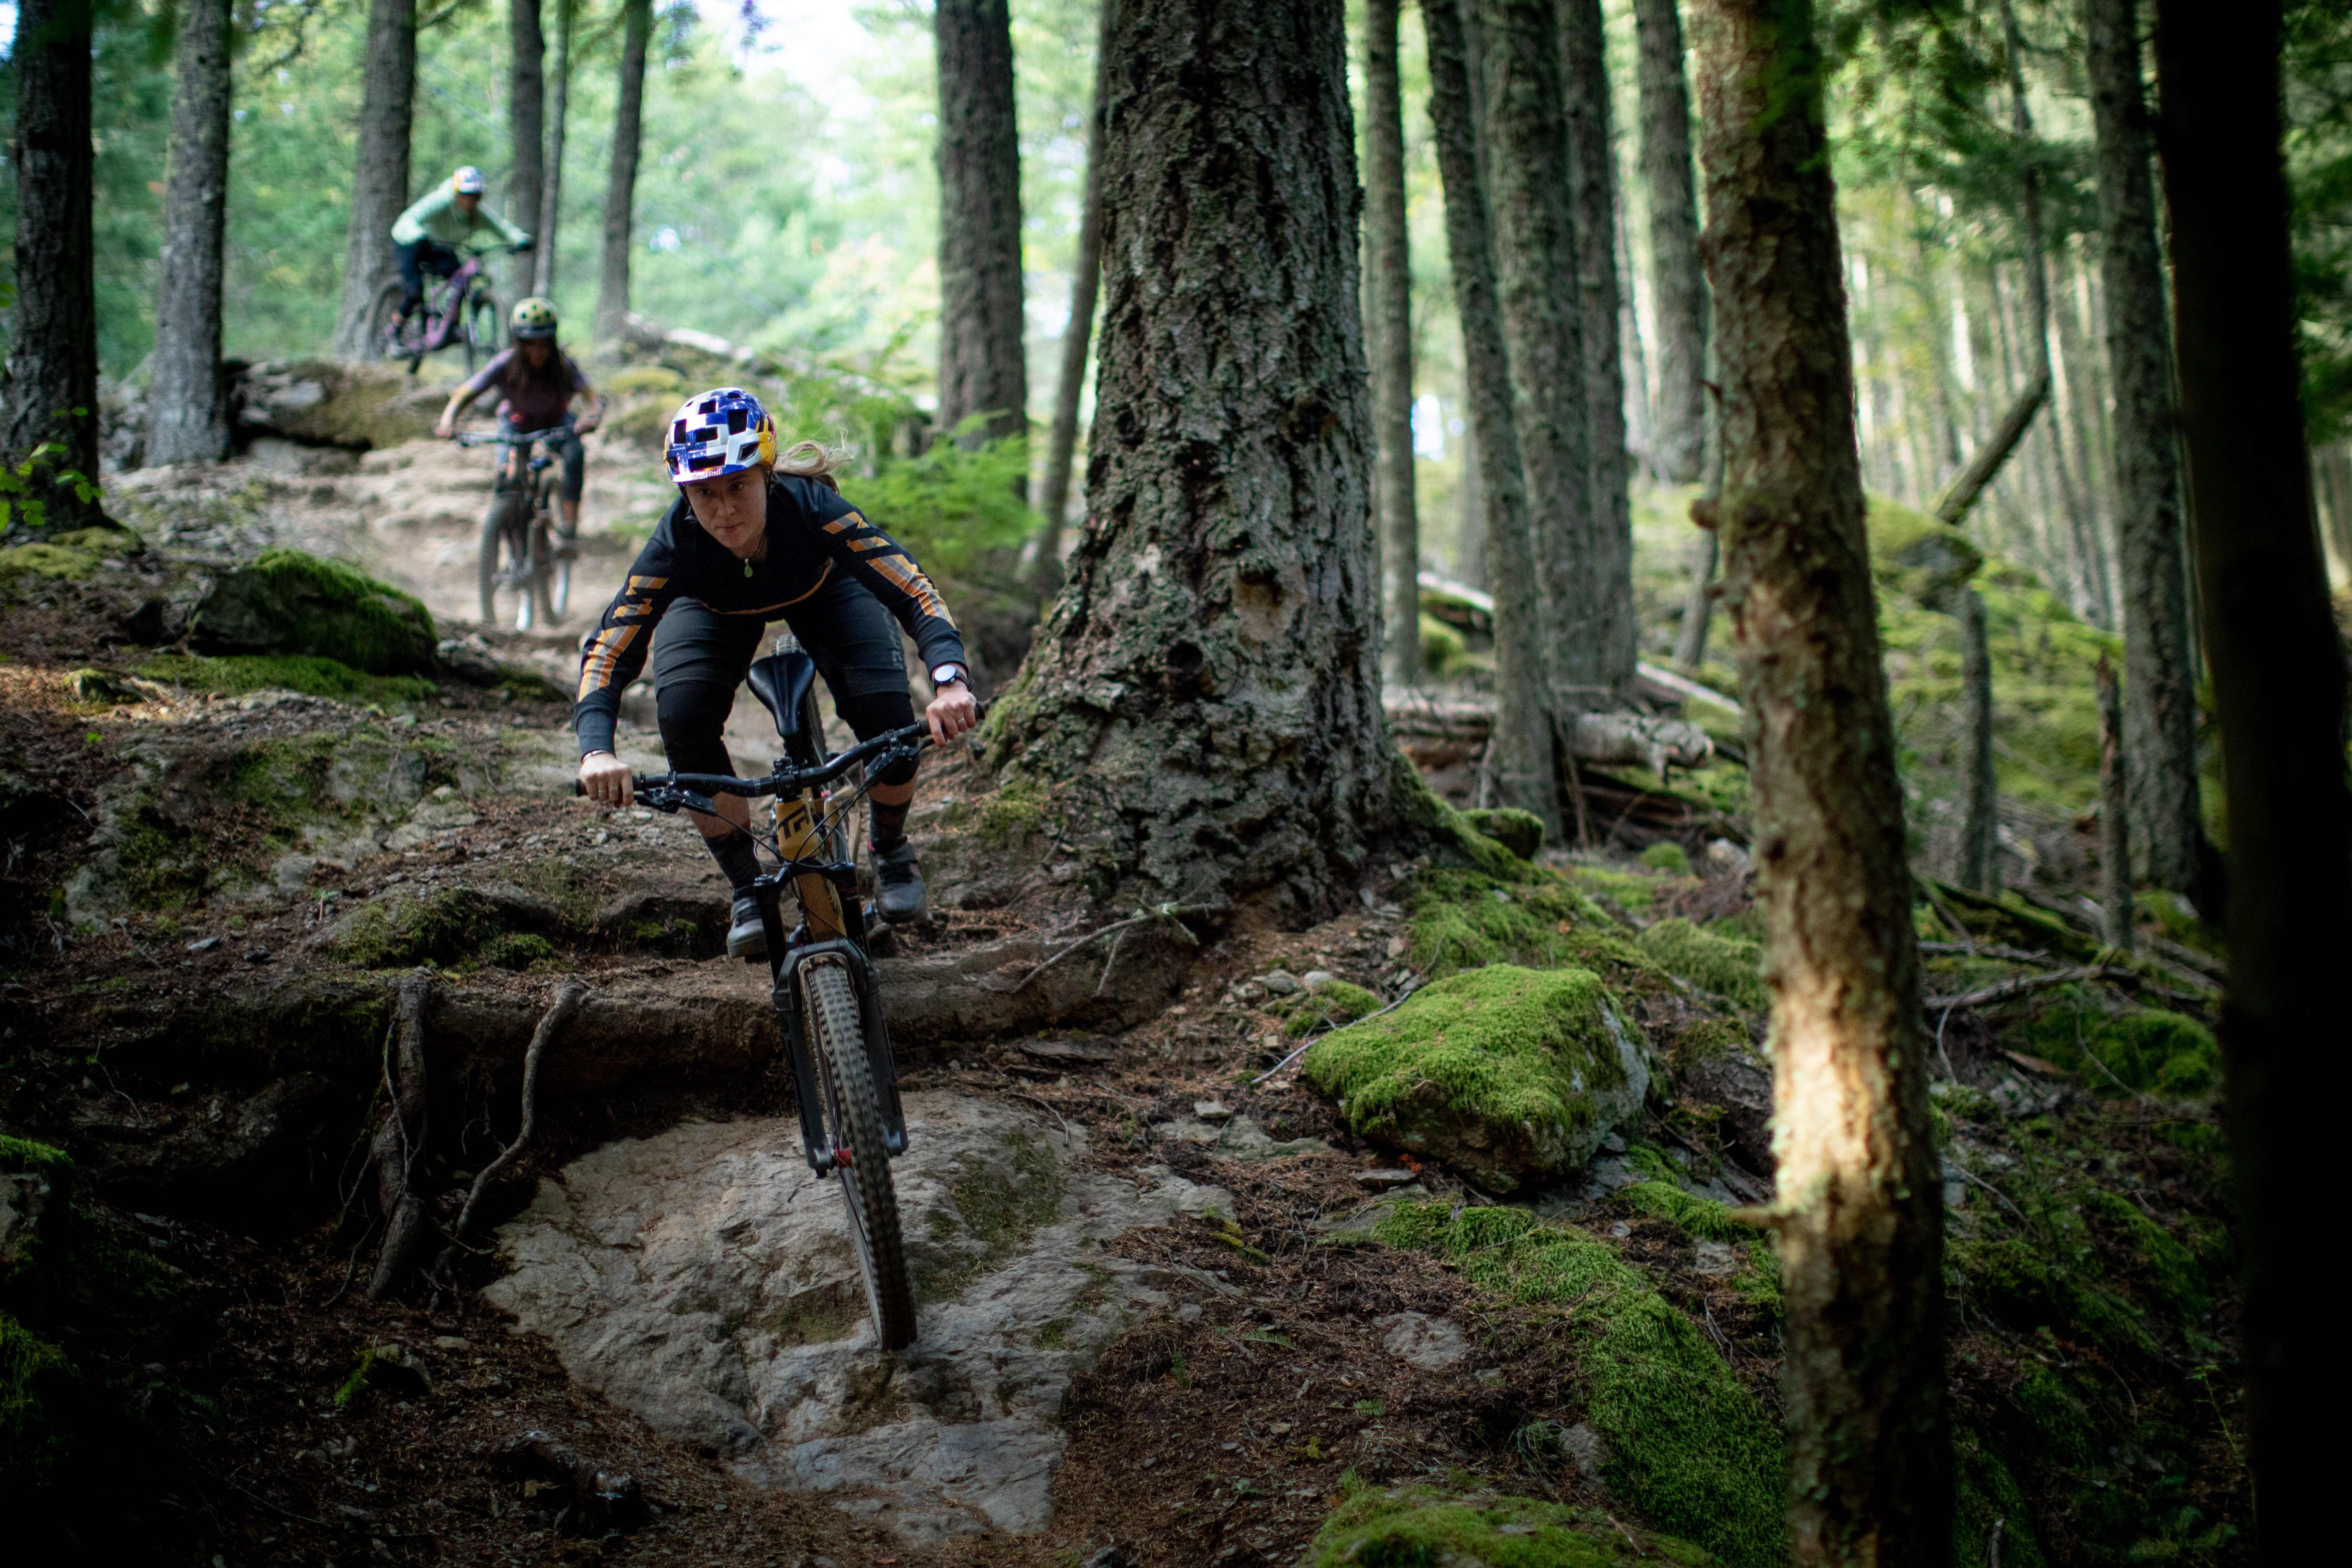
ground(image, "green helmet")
xmin=511 ymin=297 xmax=559 ymax=339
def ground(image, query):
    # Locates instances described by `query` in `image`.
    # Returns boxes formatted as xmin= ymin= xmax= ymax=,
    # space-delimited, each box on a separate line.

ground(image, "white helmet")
xmin=452 ymin=166 xmax=487 ymax=195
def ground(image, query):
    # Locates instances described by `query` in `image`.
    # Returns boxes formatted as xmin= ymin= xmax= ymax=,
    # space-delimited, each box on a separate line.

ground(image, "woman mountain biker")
xmin=434 ymin=298 xmax=603 ymax=548
xmin=574 ymin=387 xmax=978 ymax=954
xmin=391 ymin=166 xmax=531 ymax=315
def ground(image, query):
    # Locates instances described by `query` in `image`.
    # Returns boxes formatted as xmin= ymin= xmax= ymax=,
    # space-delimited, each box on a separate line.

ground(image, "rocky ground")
xmin=1 ymin=396 xmax=2252 ymax=1567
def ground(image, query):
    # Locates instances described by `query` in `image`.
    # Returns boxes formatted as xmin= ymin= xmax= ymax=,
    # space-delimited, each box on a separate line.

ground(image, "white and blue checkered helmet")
xmin=664 ymin=387 xmax=777 ymax=484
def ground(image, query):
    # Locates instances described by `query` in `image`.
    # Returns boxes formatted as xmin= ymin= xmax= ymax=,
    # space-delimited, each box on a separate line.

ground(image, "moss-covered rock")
xmin=189 ymin=549 xmax=437 ymax=675
xmin=1461 ymin=807 xmax=1544 ymax=861
xmin=234 ymin=359 xmax=448 ymax=449
xmin=1868 ymin=494 xmax=1986 ymax=611
xmin=1638 ymin=841 xmax=1693 ymax=875
xmin=136 ymin=651 xmax=436 ymax=707
xmin=1306 ymin=1478 xmax=1723 ymax=1567
xmin=1637 ymin=918 xmax=1767 ymax=1011
xmin=1373 ymin=1203 xmax=1783 ymax=1568
xmin=1408 ymin=868 xmax=1660 ymax=993
xmin=1279 ymin=976 xmax=1385 ymax=1037
xmin=2009 ymin=999 xmax=2219 ymax=1096
xmin=1303 ymin=965 xmax=1647 ymax=1191
xmin=323 ymin=887 xmax=504 ymax=969
xmin=0 ymin=541 xmax=101 ymax=589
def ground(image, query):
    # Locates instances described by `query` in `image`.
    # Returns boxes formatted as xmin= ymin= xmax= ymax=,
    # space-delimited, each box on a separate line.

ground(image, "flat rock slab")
xmin=1150 ymin=1112 xmax=1333 ymax=1161
xmin=482 ymin=1092 xmax=1232 ymax=1546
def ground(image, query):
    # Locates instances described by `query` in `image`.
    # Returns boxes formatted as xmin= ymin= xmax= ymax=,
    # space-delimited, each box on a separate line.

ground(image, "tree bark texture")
xmin=1559 ymin=0 xmax=1638 ymax=693
xmin=2 ymin=0 xmax=102 ymax=522
xmin=935 ymin=0 xmax=1028 ymax=447
xmin=2155 ymin=1 xmax=2352 ymax=1552
xmin=595 ymin=0 xmax=652 ymax=342
xmin=1367 ymin=0 xmax=1421 ymax=689
xmin=1958 ymin=586 xmax=1997 ymax=893
xmin=1479 ymin=0 xmax=1602 ymax=701
xmin=1633 ymin=0 xmax=1707 ymax=487
xmin=535 ymin=0 xmax=573 ymax=298
xmin=989 ymin=0 xmax=1395 ymax=916
xmin=1427 ymin=0 xmax=1559 ymax=839
xmin=2087 ymin=0 xmax=2201 ymax=897
xmin=146 ymin=0 xmax=235 ymax=467
xmin=1690 ymin=0 xmax=1951 ymax=1560
xmin=329 ymin=0 xmax=418 ymax=359
xmin=2095 ymin=653 xmax=2132 ymax=952
xmin=509 ymin=0 xmax=546 ymax=300
xmin=1033 ymin=0 xmax=1117 ymax=592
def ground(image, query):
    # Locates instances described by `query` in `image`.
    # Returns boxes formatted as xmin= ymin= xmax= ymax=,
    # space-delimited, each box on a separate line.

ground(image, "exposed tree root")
xmin=431 ymin=977 xmax=590 ymax=1291
xmin=364 ymin=971 xmax=434 ymax=1301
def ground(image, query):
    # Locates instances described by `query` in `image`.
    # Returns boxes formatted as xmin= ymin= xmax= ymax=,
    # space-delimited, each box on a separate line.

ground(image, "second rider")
xmin=573 ymin=388 xmax=979 ymax=954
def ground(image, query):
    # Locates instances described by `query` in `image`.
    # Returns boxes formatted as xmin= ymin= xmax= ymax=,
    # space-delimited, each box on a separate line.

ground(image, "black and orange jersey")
xmin=573 ymin=474 xmax=967 ymax=757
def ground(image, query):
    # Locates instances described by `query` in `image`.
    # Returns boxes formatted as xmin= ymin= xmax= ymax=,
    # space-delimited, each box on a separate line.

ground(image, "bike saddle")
xmin=747 ymin=649 xmax=821 ymax=764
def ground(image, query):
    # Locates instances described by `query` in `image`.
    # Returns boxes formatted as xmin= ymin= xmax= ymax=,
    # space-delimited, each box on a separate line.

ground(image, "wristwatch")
xmin=930 ymin=662 xmax=969 ymax=688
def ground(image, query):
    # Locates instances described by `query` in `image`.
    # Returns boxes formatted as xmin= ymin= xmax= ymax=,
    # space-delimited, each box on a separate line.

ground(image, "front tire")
xmin=465 ymin=288 xmax=503 ymax=373
xmin=803 ymin=957 xmax=916 ymax=1351
xmin=366 ymin=279 xmax=418 ymax=366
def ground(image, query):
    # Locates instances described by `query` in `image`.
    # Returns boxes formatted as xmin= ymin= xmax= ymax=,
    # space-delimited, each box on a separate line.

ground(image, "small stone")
xmin=1475 ymin=1367 xmax=1504 ymax=1384
xmin=1194 ymin=1101 xmax=1233 ymax=1122
xmin=1600 ymin=1131 xmax=1628 ymax=1154
xmin=1693 ymin=1240 xmax=1737 ymax=1277
xmin=1220 ymin=1441 xmax=1240 ymax=1452
xmin=1376 ymin=1310 xmax=1468 ymax=1370
xmin=1269 ymin=1421 xmax=1293 ymax=1434
xmin=1706 ymin=838 xmax=1752 ymax=873
xmin=1499 ymin=1523 xmax=1537 ymax=1535
xmin=186 ymin=935 xmax=221 ymax=953
xmin=1353 ymin=1169 xmax=1418 ymax=1192
xmin=1301 ymin=970 xmax=1335 ymax=992
xmin=1176 ymin=1303 xmax=1203 ymax=1322
xmin=1259 ymin=970 xmax=1301 ymax=996
xmin=1609 ymin=1220 xmax=1631 ymax=1238
xmin=432 ymin=1335 xmax=471 ymax=1351
xmin=245 ymin=946 xmax=272 ymax=963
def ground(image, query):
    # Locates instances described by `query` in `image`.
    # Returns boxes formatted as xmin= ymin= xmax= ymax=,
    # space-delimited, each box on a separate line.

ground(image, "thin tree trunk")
xmin=1673 ymin=527 xmax=1716 ymax=670
xmin=935 ymin=0 xmax=1028 ymax=448
xmin=3 ymin=0 xmax=101 ymax=521
xmin=2095 ymin=653 xmax=2132 ymax=951
xmin=535 ymin=0 xmax=573 ymax=298
xmin=1032 ymin=0 xmax=1115 ymax=594
xmin=1368 ymin=0 xmax=1421 ymax=689
xmin=1427 ymin=0 xmax=1556 ymax=838
xmin=2155 ymin=4 xmax=2352 ymax=1551
xmin=329 ymin=0 xmax=417 ymax=359
xmin=1633 ymin=0 xmax=1706 ymax=486
xmin=1616 ymin=196 xmax=1656 ymax=478
xmin=1690 ymin=0 xmax=1951 ymax=1560
xmin=147 ymin=0 xmax=235 ymax=467
xmin=1959 ymin=586 xmax=1997 ymax=893
xmin=2088 ymin=0 xmax=2201 ymax=896
xmin=988 ymin=0 xmax=1402 ymax=914
xmin=1560 ymin=0 xmax=1637 ymax=691
xmin=1459 ymin=412 xmax=1488 ymax=589
xmin=509 ymin=0 xmax=545 ymax=301
xmin=594 ymin=0 xmax=652 ymax=342
xmin=1481 ymin=0 xmax=1600 ymax=705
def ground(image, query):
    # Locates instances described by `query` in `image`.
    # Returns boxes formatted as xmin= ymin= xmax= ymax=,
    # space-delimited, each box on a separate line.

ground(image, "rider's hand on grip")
xmin=577 ymin=750 xmax=633 ymax=808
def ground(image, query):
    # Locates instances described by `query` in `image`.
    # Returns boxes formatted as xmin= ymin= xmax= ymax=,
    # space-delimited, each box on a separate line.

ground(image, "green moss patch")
xmin=0 ymin=541 xmax=101 ymax=589
xmin=2007 ymin=999 xmax=2219 ymax=1097
xmin=1372 ymin=1203 xmax=1782 ymax=1568
xmin=1636 ymin=919 xmax=1766 ymax=1011
xmin=188 ymin=549 xmax=438 ymax=675
xmin=1280 ymin=977 xmax=1384 ymax=1037
xmin=324 ymin=888 xmax=505 ymax=969
xmin=137 ymin=652 xmax=437 ymax=707
xmin=1461 ymin=807 xmax=1544 ymax=861
xmin=1306 ymin=1477 xmax=1723 ymax=1568
xmin=1638 ymin=841 xmax=1693 ymax=875
xmin=917 ymin=1130 xmax=1067 ymax=1302
xmin=1407 ymin=868 xmax=1658 ymax=991
xmin=1303 ymin=965 xmax=1645 ymax=1192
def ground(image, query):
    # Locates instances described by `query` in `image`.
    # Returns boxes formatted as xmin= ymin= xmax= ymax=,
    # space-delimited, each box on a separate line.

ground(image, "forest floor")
xmin=0 ymin=419 xmax=2252 ymax=1567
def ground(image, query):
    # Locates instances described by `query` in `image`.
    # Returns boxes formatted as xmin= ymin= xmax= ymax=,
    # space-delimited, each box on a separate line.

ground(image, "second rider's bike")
xmin=459 ymin=426 xmax=570 ymax=631
xmin=586 ymin=644 xmax=956 ymax=1351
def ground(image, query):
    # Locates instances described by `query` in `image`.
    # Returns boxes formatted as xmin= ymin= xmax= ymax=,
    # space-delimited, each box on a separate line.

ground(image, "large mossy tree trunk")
xmin=2088 ymin=0 xmax=2202 ymax=898
xmin=1633 ymin=0 xmax=1706 ymax=487
xmin=146 ymin=0 xmax=234 ymax=467
xmin=1480 ymin=0 xmax=1601 ymax=701
xmin=1427 ymin=0 xmax=1558 ymax=839
xmin=1032 ymin=0 xmax=1116 ymax=592
xmin=593 ymin=0 xmax=652 ymax=342
xmin=988 ymin=0 xmax=1397 ymax=919
xmin=935 ymin=0 xmax=1028 ymax=449
xmin=2 ymin=0 xmax=102 ymax=524
xmin=1691 ymin=0 xmax=1951 ymax=1559
xmin=508 ymin=0 xmax=545 ymax=301
xmin=1367 ymin=0 xmax=1421 ymax=690
xmin=1559 ymin=0 xmax=1638 ymax=691
xmin=2155 ymin=0 xmax=2352 ymax=1549
xmin=328 ymin=0 xmax=417 ymax=359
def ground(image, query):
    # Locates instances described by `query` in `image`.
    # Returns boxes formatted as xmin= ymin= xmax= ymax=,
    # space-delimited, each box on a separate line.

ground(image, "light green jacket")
xmin=390 ymin=182 xmax=531 ymax=250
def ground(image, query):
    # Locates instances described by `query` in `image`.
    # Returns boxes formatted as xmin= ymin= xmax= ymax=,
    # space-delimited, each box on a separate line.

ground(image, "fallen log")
xmin=1385 ymin=692 xmax=1718 ymax=780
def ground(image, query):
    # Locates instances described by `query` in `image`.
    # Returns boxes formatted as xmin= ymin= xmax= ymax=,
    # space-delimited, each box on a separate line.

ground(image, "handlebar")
xmin=456 ymin=426 xmax=573 ymax=448
xmin=574 ymin=709 xmax=983 ymax=809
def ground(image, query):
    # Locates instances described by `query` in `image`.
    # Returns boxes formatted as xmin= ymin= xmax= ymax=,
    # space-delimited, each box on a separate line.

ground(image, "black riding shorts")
xmin=647 ymin=570 xmax=919 ymax=785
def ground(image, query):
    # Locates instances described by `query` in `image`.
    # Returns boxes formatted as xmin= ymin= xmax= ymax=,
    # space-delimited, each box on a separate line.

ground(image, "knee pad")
xmin=870 ymin=752 xmax=920 ymax=788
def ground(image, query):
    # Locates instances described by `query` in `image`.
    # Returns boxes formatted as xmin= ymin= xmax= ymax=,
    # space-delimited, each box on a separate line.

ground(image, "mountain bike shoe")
xmin=874 ymin=840 xmax=927 ymax=926
xmin=726 ymin=894 xmax=768 ymax=960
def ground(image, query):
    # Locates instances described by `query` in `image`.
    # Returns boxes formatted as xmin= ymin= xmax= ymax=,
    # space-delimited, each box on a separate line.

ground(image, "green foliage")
xmin=1304 ymin=1480 xmax=1723 ymax=1568
xmin=1637 ymin=841 xmax=1693 ymax=875
xmin=840 ymin=432 xmax=1038 ymax=580
xmin=1407 ymin=868 xmax=1658 ymax=990
xmin=324 ymin=888 xmax=500 ymax=970
xmin=479 ymin=932 xmax=559 ymax=972
xmin=1372 ymin=1204 xmax=1784 ymax=1568
xmin=1281 ymin=978 xmax=1385 ymax=1038
xmin=188 ymin=550 xmax=438 ymax=676
xmin=136 ymin=652 xmax=437 ymax=707
xmin=1636 ymin=919 xmax=1766 ymax=1010
xmin=0 ymin=541 xmax=102 ymax=591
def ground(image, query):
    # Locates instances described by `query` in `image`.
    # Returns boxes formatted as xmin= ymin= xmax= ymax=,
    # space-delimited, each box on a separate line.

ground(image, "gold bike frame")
xmin=771 ymin=784 xmax=851 ymax=943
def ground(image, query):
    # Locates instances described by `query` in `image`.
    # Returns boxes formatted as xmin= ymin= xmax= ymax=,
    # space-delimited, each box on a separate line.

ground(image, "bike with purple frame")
xmin=366 ymin=242 xmax=521 ymax=374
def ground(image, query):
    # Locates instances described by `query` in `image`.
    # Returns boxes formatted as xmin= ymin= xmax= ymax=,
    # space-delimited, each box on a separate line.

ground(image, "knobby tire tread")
xmin=803 ymin=958 xmax=917 ymax=1350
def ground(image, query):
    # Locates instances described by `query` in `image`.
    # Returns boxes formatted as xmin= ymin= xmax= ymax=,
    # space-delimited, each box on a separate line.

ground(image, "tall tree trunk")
xmin=935 ymin=0 xmax=1027 ymax=448
xmin=1958 ymin=586 xmax=1997 ymax=892
xmin=1428 ymin=0 xmax=1558 ymax=839
xmin=535 ymin=0 xmax=573 ymax=298
xmin=1560 ymin=0 xmax=1638 ymax=691
xmin=1616 ymin=197 xmax=1656 ymax=477
xmin=594 ymin=0 xmax=652 ymax=342
xmin=1368 ymin=0 xmax=1421 ymax=689
xmin=1633 ymin=0 xmax=1707 ymax=486
xmin=1481 ymin=0 xmax=1600 ymax=703
xmin=2155 ymin=2 xmax=2352 ymax=1552
xmin=1032 ymin=0 xmax=1116 ymax=593
xmin=2088 ymin=0 xmax=2201 ymax=897
xmin=1459 ymin=414 xmax=1488 ymax=589
xmin=987 ymin=0 xmax=1401 ymax=915
xmin=2095 ymin=652 xmax=2133 ymax=951
xmin=329 ymin=0 xmax=418 ymax=359
xmin=1690 ymin=0 xmax=1951 ymax=1561
xmin=2 ymin=0 xmax=100 ymax=523
xmin=509 ymin=0 xmax=545 ymax=301
xmin=146 ymin=0 xmax=235 ymax=468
